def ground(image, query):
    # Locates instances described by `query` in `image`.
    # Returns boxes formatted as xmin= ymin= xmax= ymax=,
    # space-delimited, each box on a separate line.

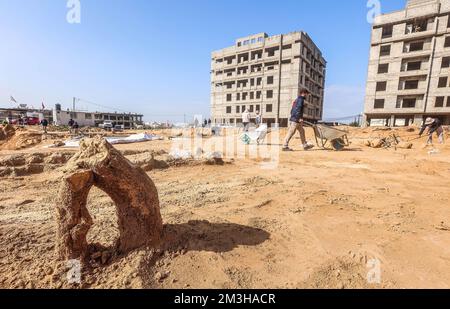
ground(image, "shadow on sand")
xmin=161 ymin=220 xmax=270 ymax=253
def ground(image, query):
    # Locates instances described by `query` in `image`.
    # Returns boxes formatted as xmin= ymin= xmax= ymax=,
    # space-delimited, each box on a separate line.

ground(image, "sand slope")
xmin=0 ymin=126 xmax=449 ymax=289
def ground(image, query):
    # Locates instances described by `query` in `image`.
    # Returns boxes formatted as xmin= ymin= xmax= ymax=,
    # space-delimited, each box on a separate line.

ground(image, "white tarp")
xmin=49 ymin=133 xmax=163 ymax=148
xmin=106 ymin=133 xmax=163 ymax=145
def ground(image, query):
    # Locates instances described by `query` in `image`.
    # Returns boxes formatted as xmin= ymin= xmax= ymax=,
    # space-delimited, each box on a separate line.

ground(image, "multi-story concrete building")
xmin=365 ymin=0 xmax=450 ymax=127
xmin=211 ymin=31 xmax=326 ymax=127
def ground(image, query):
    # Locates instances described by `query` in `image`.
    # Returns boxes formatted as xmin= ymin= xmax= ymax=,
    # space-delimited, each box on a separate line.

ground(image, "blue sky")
xmin=0 ymin=0 xmax=406 ymax=122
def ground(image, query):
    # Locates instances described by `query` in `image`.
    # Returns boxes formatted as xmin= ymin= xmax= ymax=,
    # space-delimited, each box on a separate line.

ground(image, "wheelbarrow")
xmin=304 ymin=121 xmax=350 ymax=151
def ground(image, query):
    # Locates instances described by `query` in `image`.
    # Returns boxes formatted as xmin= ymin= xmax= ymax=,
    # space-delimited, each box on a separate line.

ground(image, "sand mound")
xmin=0 ymin=125 xmax=16 ymax=146
xmin=0 ymin=126 xmax=43 ymax=150
xmin=0 ymin=152 xmax=75 ymax=177
xmin=300 ymin=251 xmax=385 ymax=289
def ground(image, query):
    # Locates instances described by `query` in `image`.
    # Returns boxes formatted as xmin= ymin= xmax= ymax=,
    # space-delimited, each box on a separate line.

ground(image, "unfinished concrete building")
xmin=365 ymin=0 xmax=450 ymax=126
xmin=211 ymin=32 xmax=326 ymax=127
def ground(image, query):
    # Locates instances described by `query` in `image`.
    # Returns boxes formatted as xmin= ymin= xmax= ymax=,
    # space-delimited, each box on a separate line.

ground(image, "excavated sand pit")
xmin=0 ymin=126 xmax=449 ymax=289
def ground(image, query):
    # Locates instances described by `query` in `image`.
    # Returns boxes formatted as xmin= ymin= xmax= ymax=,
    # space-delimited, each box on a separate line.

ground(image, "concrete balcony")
xmin=213 ymin=62 xmax=224 ymax=70
xmin=249 ymin=57 xmax=264 ymax=64
xmin=248 ymin=71 xmax=264 ymax=78
xmin=223 ymin=74 xmax=237 ymax=81
xmin=396 ymin=88 xmax=427 ymax=96
xmin=236 ymin=72 xmax=250 ymax=79
xmin=223 ymin=86 xmax=237 ymax=92
xmin=402 ymin=49 xmax=432 ymax=58
xmin=399 ymin=68 xmax=429 ymax=77
xmin=373 ymin=28 xmax=437 ymax=45
xmin=404 ymin=27 xmax=436 ymax=38
xmin=264 ymin=53 xmax=279 ymax=61
xmin=223 ymin=61 xmax=237 ymax=69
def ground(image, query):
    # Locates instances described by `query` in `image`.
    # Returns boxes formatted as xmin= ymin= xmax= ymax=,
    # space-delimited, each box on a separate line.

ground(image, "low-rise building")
xmin=0 ymin=107 xmax=53 ymax=123
xmin=53 ymin=105 xmax=144 ymax=129
xmin=1 ymin=104 xmax=144 ymax=129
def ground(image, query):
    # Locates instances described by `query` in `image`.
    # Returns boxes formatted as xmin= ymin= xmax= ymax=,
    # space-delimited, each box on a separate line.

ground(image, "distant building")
xmin=1 ymin=104 xmax=144 ymax=129
xmin=0 ymin=107 xmax=53 ymax=123
xmin=364 ymin=0 xmax=450 ymax=127
xmin=53 ymin=104 xmax=144 ymax=129
xmin=211 ymin=31 xmax=326 ymax=127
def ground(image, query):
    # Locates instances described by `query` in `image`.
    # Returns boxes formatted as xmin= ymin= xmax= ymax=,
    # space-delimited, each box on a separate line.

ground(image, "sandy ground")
xmin=0 ymin=126 xmax=450 ymax=289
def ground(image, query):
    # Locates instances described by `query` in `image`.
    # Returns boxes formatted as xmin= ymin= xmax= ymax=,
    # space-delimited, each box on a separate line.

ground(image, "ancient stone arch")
xmin=56 ymin=137 xmax=163 ymax=261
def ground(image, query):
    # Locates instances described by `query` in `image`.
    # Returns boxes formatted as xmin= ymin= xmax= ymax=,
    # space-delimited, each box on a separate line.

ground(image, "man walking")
xmin=283 ymin=89 xmax=314 ymax=152
xmin=40 ymin=118 xmax=49 ymax=134
xmin=419 ymin=117 xmax=445 ymax=145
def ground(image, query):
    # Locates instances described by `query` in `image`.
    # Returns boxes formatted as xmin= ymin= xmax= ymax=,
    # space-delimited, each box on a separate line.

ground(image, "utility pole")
xmin=73 ymin=97 xmax=76 ymax=112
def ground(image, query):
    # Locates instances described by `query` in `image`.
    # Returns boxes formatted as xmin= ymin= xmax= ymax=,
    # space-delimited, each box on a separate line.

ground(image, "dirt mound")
xmin=0 ymin=126 xmax=43 ymax=150
xmin=0 ymin=152 xmax=75 ymax=177
xmin=0 ymin=125 xmax=16 ymax=146
xmin=300 ymin=255 xmax=375 ymax=289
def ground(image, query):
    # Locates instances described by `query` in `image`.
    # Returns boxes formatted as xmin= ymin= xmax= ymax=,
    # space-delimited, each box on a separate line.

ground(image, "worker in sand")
xmin=242 ymin=108 xmax=251 ymax=132
xmin=282 ymin=89 xmax=314 ymax=152
xmin=68 ymin=118 xmax=75 ymax=134
xmin=73 ymin=121 xmax=80 ymax=135
xmin=419 ymin=117 xmax=444 ymax=145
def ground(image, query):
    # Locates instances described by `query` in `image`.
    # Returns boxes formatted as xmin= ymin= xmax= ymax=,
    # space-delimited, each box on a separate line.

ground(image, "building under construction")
xmin=364 ymin=0 xmax=450 ymax=126
xmin=211 ymin=31 xmax=326 ymax=127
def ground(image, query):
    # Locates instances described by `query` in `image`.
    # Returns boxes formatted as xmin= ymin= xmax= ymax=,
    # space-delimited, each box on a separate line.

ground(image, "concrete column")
xmin=414 ymin=115 xmax=424 ymax=126
xmin=390 ymin=115 xmax=395 ymax=127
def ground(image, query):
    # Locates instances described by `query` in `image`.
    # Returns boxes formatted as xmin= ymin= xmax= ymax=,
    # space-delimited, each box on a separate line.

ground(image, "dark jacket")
xmin=290 ymin=96 xmax=306 ymax=123
xmin=419 ymin=119 xmax=441 ymax=135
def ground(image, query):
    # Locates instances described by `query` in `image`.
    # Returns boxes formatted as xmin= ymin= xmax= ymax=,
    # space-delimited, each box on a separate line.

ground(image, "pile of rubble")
xmin=363 ymin=133 xmax=413 ymax=150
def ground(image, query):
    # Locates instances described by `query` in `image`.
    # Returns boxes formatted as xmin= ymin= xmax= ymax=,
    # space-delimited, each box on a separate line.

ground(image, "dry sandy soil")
xmin=0 ymin=125 xmax=449 ymax=289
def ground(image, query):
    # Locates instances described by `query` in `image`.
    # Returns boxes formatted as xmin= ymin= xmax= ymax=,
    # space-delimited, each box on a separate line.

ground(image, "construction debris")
xmin=364 ymin=133 xmax=413 ymax=149
xmin=55 ymin=137 xmax=163 ymax=261
xmin=52 ymin=133 xmax=163 ymax=148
